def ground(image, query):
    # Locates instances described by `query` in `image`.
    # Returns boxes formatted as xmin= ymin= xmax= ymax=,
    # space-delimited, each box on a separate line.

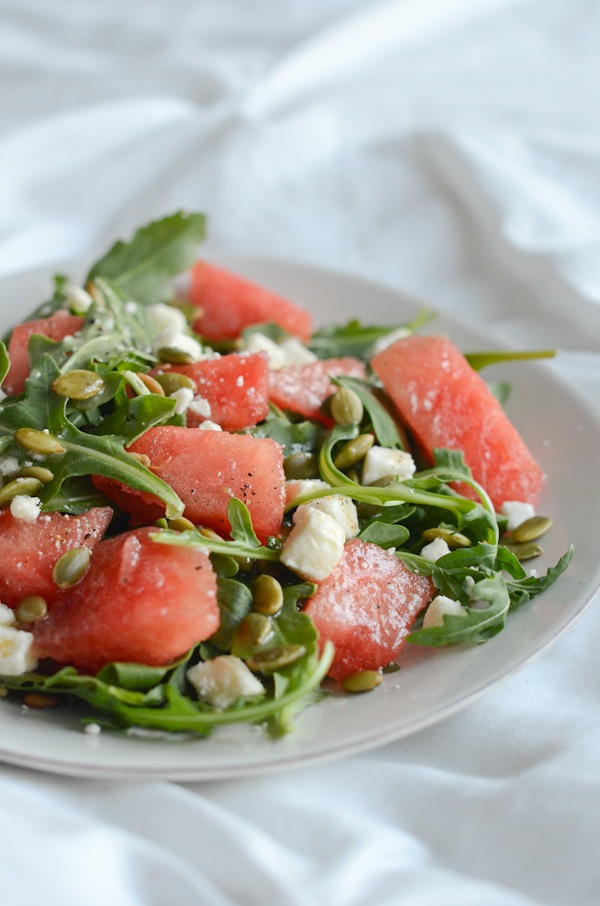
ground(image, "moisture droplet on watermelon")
xmin=32 ymin=527 xmax=219 ymax=674
xmin=371 ymin=334 xmax=544 ymax=509
xmin=303 ymin=539 xmax=434 ymax=681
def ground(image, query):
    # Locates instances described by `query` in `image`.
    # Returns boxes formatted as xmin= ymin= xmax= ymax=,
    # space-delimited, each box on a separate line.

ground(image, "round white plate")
xmin=0 ymin=257 xmax=598 ymax=781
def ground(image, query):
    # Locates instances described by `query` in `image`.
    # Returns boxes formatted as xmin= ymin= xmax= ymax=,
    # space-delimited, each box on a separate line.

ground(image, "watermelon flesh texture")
xmin=152 ymin=352 xmax=270 ymax=431
xmin=188 ymin=260 xmax=313 ymax=342
xmin=3 ymin=311 xmax=85 ymax=396
xmin=0 ymin=507 xmax=113 ymax=609
xmin=268 ymin=357 xmax=367 ymax=422
xmin=304 ymin=539 xmax=434 ymax=681
xmin=92 ymin=426 xmax=286 ymax=543
xmin=371 ymin=334 xmax=544 ymax=510
xmin=32 ymin=527 xmax=219 ymax=674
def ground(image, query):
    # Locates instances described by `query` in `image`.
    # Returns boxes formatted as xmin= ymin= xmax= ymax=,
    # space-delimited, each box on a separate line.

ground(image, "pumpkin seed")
xmin=252 ymin=574 xmax=284 ymax=616
xmin=233 ymin=613 xmax=274 ymax=650
xmin=14 ymin=428 xmax=65 ymax=456
xmin=136 ymin=372 xmax=166 ymax=396
xmin=512 ymin=515 xmax=553 ymax=544
xmin=156 ymin=346 xmax=196 ymax=365
xmin=23 ymin=693 xmax=60 ymax=710
xmin=52 ymin=547 xmax=91 ymax=589
xmin=333 ymin=433 xmax=375 ymax=471
xmin=15 ymin=595 xmax=48 ymax=623
xmin=52 ymin=370 xmax=106 ymax=401
xmin=330 ymin=386 xmax=364 ymax=427
xmin=283 ymin=451 xmax=319 ymax=480
xmin=19 ymin=465 xmax=54 ymax=484
xmin=168 ymin=516 xmax=196 ymax=532
xmin=153 ymin=371 xmax=195 ymax=395
xmin=246 ymin=644 xmax=306 ymax=673
xmin=342 ymin=669 xmax=383 ymax=693
xmin=503 ymin=540 xmax=543 ymax=561
xmin=199 ymin=527 xmax=223 ymax=541
xmin=128 ymin=451 xmax=152 ymax=468
xmin=422 ymin=527 xmax=472 ymax=549
xmin=0 ymin=477 xmax=43 ymax=507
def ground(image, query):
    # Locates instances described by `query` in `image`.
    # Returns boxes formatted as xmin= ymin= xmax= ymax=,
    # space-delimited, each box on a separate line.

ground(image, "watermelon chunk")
xmin=268 ymin=357 xmax=367 ymax=422
xmin=32 ymin=527 xmax=219 ymax=673
xmin=92 ymin=426 xmax=286 ymax=542
xmin=304 ymin=539 xmax=434 ymax=681
xmin=0 ymin=507 xmax=113 ymax=609
xmin=152 ymin=352 xmax=269 ymax=430
xmin=371 ymin=334 xmax=544 ymax=509
xmin=3 ymin=311 xmax=85 ymax=396
xmin=188 ymin=260 xmax=313 ymax=341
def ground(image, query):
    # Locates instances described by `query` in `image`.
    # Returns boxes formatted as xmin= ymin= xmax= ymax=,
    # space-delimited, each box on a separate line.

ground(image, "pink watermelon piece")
xmin=3 ymin=311 xmax=85 ymax=396
xmin=268 ymin=357 xmax=367 ymax=422
xmin=304 ymin=538 xmax=434 ymax=681
xmin=371 ymin=334 xmax=544 ymax=509
xmin=32 ymin=527 xmax=219 ymax=673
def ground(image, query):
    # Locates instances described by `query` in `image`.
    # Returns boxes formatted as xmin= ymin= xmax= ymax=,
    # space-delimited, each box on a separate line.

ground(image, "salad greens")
xmin=0 ymin=211 xmax=572 ymax=740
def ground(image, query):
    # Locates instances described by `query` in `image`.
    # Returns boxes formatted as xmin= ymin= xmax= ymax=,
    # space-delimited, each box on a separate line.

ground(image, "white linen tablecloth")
xmin=1 ymin=2 xmax=599 ymax=903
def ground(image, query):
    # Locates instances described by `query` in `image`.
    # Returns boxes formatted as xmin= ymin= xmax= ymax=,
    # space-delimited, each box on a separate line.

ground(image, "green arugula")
xmin=307 ymin=310 xmax=434 ymax=360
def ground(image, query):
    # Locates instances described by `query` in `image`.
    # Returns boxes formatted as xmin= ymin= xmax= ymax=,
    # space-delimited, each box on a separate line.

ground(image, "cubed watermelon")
xmin=32 ymin=527 xmax=219 ymax=673
xmin=3 ymin=311 xmax=85 ymax=396
xmin=152 ymin=352 xmax=269 ymax=430
xmin=268 ymin=357 xmax=367 ymax=422
xmin=92 ymin=426 xmax=286 ymax=542
xmin=371 ymin=334 xmax=544 ymax=509
xmin=0 ymin=507 xmax=113 ymax=609
xmin=188 ymin=260 xmax=313 ymax=341
xmin=304 ymin=538 xmax=434 ymax=680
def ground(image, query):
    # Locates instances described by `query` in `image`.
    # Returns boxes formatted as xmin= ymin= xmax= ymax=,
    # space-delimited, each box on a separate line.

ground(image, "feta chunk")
xmin=197 ymin=420 xmax=223 ymax=432
xmin=187 ymin=396 xmax=212 ymax=418
xmin=148 ymin=302 xmax=188 ymax=334
xmin=420 ymin=537 xmax=451 ymax=562
xmin=0 ymin=456 xmax=20 ymax=477
xmin=361 ymin=446 xmax=416 ymax=486
xmin=169 ymin=386 xmax=195 ymax=415
xmin=0 ymin=604 xmax=16 ymax=626
xmin=0 ymin=625 xmax=38 ymax=676
xmin=500 ymin=500 xmax=536 ymax=532
xmin=370 ymin=326 xmax=411 ymax=356
xmin=243 ymin=332 xmax=286 ymax=370
xmin=278 ymin=337 xmax=318 ymax=366
xmin=187 ymin=655 xmax=265 ymax=711
xmin=65 ymin=284 xmax=93 ymax=315
xmin=10 ymin=495 xmax=41 ymax=523
xmin=280 ymin=507 xmax=345 ymax=582
xmin=285 ymin=479 xmax=330 ymax=506
xmin=153 ymin=328 xmax=203 ymax=362
xmin=422 ymin=595 xmax=467 ymax=629
xmin=295 ymin=495 xmax=359 ymax=540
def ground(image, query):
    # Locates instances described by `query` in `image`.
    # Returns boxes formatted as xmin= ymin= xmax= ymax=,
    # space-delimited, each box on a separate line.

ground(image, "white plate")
xmin=0 ymin=257 xmax=598 ymax=781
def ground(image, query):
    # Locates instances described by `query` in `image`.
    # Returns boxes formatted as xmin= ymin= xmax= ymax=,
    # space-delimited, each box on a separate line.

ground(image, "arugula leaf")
xmin=86 ymin=212 xmax=206 ymax=305
xmin=465 ymin=349 xmax=556 ymax=372
xmin=359 ymin=522 xmax=410 ymax=548
xmin=0 ymin=340 xmax=10 ymax=386
xmin=308 ymin=310 xmax=434 ymax=360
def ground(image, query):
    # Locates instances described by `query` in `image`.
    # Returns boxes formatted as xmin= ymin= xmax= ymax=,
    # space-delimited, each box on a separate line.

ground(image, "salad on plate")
xmin=0 ymin=212 xmax=573 ymax=739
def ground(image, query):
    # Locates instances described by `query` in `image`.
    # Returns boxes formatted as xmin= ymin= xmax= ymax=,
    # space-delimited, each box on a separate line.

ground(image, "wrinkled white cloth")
xmin=1 ymin=1 xmax=600 ymax=904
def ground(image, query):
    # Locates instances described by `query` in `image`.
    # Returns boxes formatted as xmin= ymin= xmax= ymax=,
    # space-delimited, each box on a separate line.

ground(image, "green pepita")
xmin=153 ymin=371 xmax=196 ymax=395
xmin=252 ymin=574 xmax=284 ymax=616
xmin=168 ymin=516 xmax=196 ymax=532
xmin=283 ymin=451 xmax=319 ymax=480
xmin=503 ymin=540 xmax=543 ymax=561
xmin=421 ymin=527 xmax=472 ymax=549
xmin=333 ymin=433 xmax=375 ymax=471
xmin=135 ymin=372 xmax=166 ymax=396
xmin=14 ymin=428 xmax=66 ymax=456
xmin=52 ymin=547 xmax=91 ymax=589
xmin=23 ymin=693 xmax=60 ymax=710
xmin=512 ymin=515 xmax=553 ymax=544
xmin=0 ymin=477 xmax=43 ymax=507
xmin=246 ymin=644 xmax=306 ymax=673
xmin=19 ymin=466 xmax=54 ymax=484
xmin=330 ymin=386 xmax=364 ymax=427
xmin=156 ymin=346 xmax=196 ymax=365
xmin=52 ymin=369 xmax=106 ymax=401
xmin=232 ymin=613 xmax=274 ymax=651
xmin=16 ymin=595 xmax=48 ymax=624
xmin=341 ymin=669 xmax=383 ymax=693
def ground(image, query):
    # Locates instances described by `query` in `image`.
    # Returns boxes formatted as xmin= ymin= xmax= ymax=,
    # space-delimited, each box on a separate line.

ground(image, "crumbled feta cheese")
xmin=197 ymin=420 xmax=223 ymax=431
xmin=84 ymin=722 xmax=102 ymax=736
xmin=361 ymin=446 xmax=416 ymax=486
xmin=243 ymin=332 xmax=286 ymax=369
xmin=280 ymin=507 xmax=346 ymax=581
xmin=422 ymin=595 xmax=467 ymax=629
xmin=0 ymin=625 xmax=38 ymax=676
xmin=295 ymin=495 xmax=359 ymax=540
xmin=187 ymin=656 xmax=265 ymax=711
xmin=278 ymin=337 xmax=318 ymax=366
xmin=188 ymin=396 xmax=212 ymax=418
xmin=169 ymin=387 xmax=195 ymax=415
xmin=0 ymin=456 xmax=20 ymax=477
xmin=148 ymin=302 xmax=188 ymax=334
xmin=500 ymin=500 xmax=535 ymax=532
xmin=10 ymin=495 xmax=41 ymax=523
xmin=285 ymin=479 xmax=330 ymax=506
xmin=65 ymin=284 xmax=93 ymax=314
xmin=153 ymin=328 xmax=203 ymax=362
xmin=370 ymin=327 xmax=411 ymax=356
xmin=0 ymin=604 xmax=16 ymax=626
xmin=420 ymin=537 xmax=451 ymax=562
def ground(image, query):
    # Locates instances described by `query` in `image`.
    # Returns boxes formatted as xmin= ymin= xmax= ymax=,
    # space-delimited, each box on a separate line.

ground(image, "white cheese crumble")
xmin=153 ymin=328 xmax=203 ymax=362
xmin=500 ymin=500 xmax=536 ymax=532
xmin=0 ymin=455 xmax=20 ymax=477
xmin=361 ymin=446 xmax=416 ymax=486
xmin=65 ymin=284 xmax=93 ymax=314
xmin=197 ymin=419 xmax=223 ymax=431
xmin=0 ymin=625 xmax=38 ymax=676
xmin=0 ymin=603 xmax=16 ymax=626
xmin=295 ymin=495 xmax=359 ymax=540
xmin=169 ymin=386 xmax=195 ymax=415
xmin=280 ymin=507 xmax=346 ymax=582
xmin=188 ymin=396 xmax=212 ymax=418
xmin=370 ymin=327 xmax=411 ymax=356
xmin=278 ymin=337 xmax=318 ymax=366
xmin=422 ymin=595 xmax=467 ymax=629
xmin=243 ymin=332 xmax=286 ymax=370
xmin=420 ymin=537 xmax=451 ymax=562
xmin=187 ymin=656 xmax=265 ymax=711
xmin=285 ymin=479 xmax=330 ymax=506
xmin=148 ymin=302 xmax=188 ymax=333
xmin=9 ymin=495 xmax=41 ymax=523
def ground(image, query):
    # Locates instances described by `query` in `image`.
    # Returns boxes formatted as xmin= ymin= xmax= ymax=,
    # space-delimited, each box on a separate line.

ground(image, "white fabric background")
xmin=1 ymin=1 xmax=599 ymax=903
